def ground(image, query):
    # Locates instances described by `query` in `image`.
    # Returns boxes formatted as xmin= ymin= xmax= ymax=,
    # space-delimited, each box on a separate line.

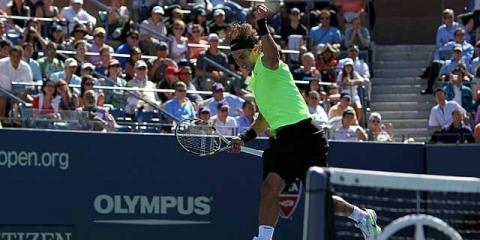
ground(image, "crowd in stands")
xmin=0 ymin=0 xmax=407 ymax=142
xmin=422 ymin=8 xmax=480 ymax=143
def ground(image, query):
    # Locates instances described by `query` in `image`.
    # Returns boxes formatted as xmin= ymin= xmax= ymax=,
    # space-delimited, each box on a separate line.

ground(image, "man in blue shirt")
xmin=202 ymin=83 xmax=244 ymax=117
xmin=434 ymin=28 xmax=473 ymax=61
xmin=163 ymin=81 xmax=196 ymax=122
xmin=236 ymin=99 xmax=256 ymax=134
xmin=436 ymin=9 xmax=469 ymax=48
xmin=49 ymin=58 xmax=82 ymax=95
xmin=308 ymin=10 xmax=342 ymax=48
xmin=115 ymin=30 xmax=139 ymax=68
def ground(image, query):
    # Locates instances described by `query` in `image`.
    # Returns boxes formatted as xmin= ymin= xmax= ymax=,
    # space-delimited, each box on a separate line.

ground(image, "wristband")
xmin=239 ymin=128 xmax=257 ymax=143
xmin=256 ymin=19 xmax=269 ymax=37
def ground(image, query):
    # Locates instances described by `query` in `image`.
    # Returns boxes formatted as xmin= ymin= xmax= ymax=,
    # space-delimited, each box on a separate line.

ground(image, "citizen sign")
xmin=94 ymin=194 xmax=212 ymax=215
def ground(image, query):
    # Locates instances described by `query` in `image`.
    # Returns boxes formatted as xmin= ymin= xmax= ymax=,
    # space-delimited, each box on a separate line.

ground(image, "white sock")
xmin=257 ymin=225 xmax=275 ymax=240
xmin=348 ymin=206 xmax=368 ymax=223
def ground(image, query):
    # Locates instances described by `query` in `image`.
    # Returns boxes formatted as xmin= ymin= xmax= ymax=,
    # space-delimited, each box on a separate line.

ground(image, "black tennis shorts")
xmin=262 ymin=118 xmax=329 ymax=184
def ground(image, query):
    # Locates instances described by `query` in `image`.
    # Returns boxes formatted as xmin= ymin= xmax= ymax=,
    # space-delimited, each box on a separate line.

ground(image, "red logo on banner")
xmin=279 ymin=179 xmax=302 ymax=219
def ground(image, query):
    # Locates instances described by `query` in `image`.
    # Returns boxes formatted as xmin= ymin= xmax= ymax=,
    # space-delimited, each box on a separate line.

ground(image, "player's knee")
xmin=261 ymin=173 xmax=285 ymax=199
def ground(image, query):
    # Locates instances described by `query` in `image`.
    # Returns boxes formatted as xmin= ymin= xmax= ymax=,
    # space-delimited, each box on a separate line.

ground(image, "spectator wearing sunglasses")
xmin=309 ymin=10 xmax=342 ymax=49
xmin=366 ymin=112 xmax=393 ymax=142
xmin=163 ymin=81 xmax=196 ymax=123
xmin=307 ymin=90 xmax=328 ymax=125
xmin=78 ymin=75 xmax=104 ymax=107
xmin=209 ymin=100 xmax=237 ymax=136
xmin=115 ymin=30 xmax=139 ymax=68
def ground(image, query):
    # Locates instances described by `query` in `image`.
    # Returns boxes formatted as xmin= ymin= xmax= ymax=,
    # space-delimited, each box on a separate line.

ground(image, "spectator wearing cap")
xmin=236 ymin=99 xmax=256 ymax=134
xmin=336 ymin=58 xmax=365 ymax=121
xmin=188 ymin=24 xmax=208 ymax=60
xmin=344 ymin=17 xmax=371 ymax=49
xmin=22 ymin=42 xmax=42 ymax=83
xmin=94 ymin=46 xmax=114 ymax=76
xmin=195 ymin=33 xmax=229 ymax=91
xmin=0 ymin=46 xmax=33 ymax=117
xmin=333 ymin=109 xmax=367 ymax=141
xmin=60 ymin=0 xmax=96 ymax=35
xmin=436 ymin=9 xmax=468 ymax=49
xmin=124 ymin=47 xmax=144 ymax=81
xmin=125 ymin=60 xmax=159 ymax=115
xmin=169 ymin=20 xmax=189 ymax=63
xmin=202 ymin=82 xmax=244 ymax=117
xmin=178 ymin=64 xmax=203 ymax=105
xmin=102 ymin=59 xmax=127 ymax=109
xmin=366 ymin=112 xmax=393 ymax=142
xmin=163 ymin=81 xmax=196 ymax=123
xmin=187 ymin=8 xmax=209 ymax=37
xmin=278 ymin=7 xmax=308 ymax=48
xmin=307 ymin=90 xmax=328 ymax=125
xmin=38 ymin=41 xmax=64 ymax=80
xmin=80 ymin=62 xmax=95 ymax=78
xmin=89 ymin=27 xmax=114 ymax=64
xmin=308 ymin=10 xmax=342 ymax=48
xmin=139 ymin=5 xmax=167 ymax=56
xmin=198 ymin=106 xmax=211 ymax=122
xmin=338 ymin=44 xmax=371 ymax=99
xmin=77 ymin=90 xmax=116 ymax=132
xmin=158 ymin=66 xmax=179 ymax=102
xmin=328 ymin=92 xmax=359 ymax=125
xmin=5 ymin=0 xmax=30 ymax=29
xmin=209 ymin=9 xmax=227 ymax=38
xmin=443 ymin=67 xmax=474 ymax=115
xmin=209 ymin=100 xmax=238 ymax=136
xmin=66 ymin=23 xmax=89 ymax=51
xmin=50 ymin=57 xmax=82 ymax=95
xmin=315 ymin=43 xmax=339 ymax=83
xmin=115 ymin=30 xmax=139 ymax=68
xmin=428 ymin=88 xmax=466 ymax=131
xmin=148 ymin=41 xmax=177 ymax=83
xmin=430 ymin=108 xmax=474 ymax=143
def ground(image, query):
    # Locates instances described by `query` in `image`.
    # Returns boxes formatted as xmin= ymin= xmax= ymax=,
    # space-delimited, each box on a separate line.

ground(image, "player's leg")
xmin=256 ymin=172 xmax=286 ymax=240
xmin=333 ymin=195 xmax=381 ymax=240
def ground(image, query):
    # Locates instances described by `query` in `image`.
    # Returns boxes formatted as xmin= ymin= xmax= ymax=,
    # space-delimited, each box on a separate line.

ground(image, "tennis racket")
xmin=175 ymin=118 xmax=264 ymax=157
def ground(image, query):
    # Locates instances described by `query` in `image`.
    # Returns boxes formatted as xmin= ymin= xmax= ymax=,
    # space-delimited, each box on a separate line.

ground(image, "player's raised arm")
xmin=255 ymin=4 xmax=279 ymax=70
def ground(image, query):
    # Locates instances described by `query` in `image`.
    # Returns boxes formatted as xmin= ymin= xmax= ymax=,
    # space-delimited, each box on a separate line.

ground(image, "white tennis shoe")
xmin=355 ymin=208 xmax=382 ymax=240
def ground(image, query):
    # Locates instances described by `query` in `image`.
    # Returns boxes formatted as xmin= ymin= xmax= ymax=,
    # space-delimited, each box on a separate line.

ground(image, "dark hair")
xmin=80 ymin=75 xmax=94 ymax=97
xmin=342 ymin=109 xmax=355 ymax=118
xmin=242 ymin=99 xmax=255 ymax=109
xmin=41 ymin=79 xmax=57 ymax=97
xmin=9 ymin=46 xmax=23 ymax=55
xmin=452 ymin=66 xmax=466 ymax=76
xmin=228 ymin=23 xmax=259 ymax=47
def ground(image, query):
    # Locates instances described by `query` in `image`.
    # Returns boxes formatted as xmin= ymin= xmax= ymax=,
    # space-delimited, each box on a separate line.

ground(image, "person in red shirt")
xmin=315 ymin=43 xmax=339 ymax=82
xmin=32 ymin=79 xmax=60 ymax=115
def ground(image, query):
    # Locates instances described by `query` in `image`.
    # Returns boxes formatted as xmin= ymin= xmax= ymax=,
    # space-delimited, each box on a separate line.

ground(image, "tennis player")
xmin=229 ymin=4 xmax=381 ymax=240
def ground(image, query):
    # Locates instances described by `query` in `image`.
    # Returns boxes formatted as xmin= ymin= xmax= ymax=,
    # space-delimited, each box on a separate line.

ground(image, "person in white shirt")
xmin=334 ymin=109 xmax=367 ymax=141
xmin=307 ymin=90 xmax=328 ymax=125
xmin=428 ymin=88 xmax=467 ymax=131
xmin=0 ymin=46 xmax=33 ymax=117
xmin=209 ymin=101 xmax=237 ymax=136
xmin=338 ymin=44 xmax=371 ymax=100
xmin=60 ymin=0 xmax=97 ymax=34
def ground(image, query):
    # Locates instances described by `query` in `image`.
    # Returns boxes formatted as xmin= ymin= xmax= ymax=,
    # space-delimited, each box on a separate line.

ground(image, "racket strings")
xmin=176 ymin=120 xmax=221 ymax=156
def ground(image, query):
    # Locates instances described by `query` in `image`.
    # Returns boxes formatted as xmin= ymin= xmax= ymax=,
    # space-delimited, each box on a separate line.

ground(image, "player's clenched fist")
xmin=255 ymin=4 xmax=268 ymax=21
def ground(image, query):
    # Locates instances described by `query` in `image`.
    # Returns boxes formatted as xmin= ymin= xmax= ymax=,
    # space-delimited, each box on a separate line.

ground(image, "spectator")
xmin=337 ymin=58 xmax=365 ymax=121
xmin=148 ymin=41 xmax=177 ymax=83
xmin=178 ymin=64 xmax=203 ymax=105
xmin=0 ymin=46 xmax=33 ymax=117
xmin=434 ymin=28 xmax=473 ymax=63
xmin=22 ymin=42 xmax=42 ymax=83
xmin=50 ymin=58 xmax=82 ymax=95
xmin=21 ymin=19 xmax=45 ymax=55
xmin=209 ymin=100 xmax=237 ymax=136
xmin=474 ymin=123 xmax=480 ymax=143
xmin=169 ymin=20 xmax=189 ymax=63
xmin=428 ymin=88 xmax=466 ymax=131
xmin=328 ymin=92 xmax=359 ymax=125
xmin=125 ymin=60 xmax=159 ymax=115
xmin=94 ymin=46 xmax=113 ymax=76
xmin=139 ymin=6 xmax=167 ymax=56
xmin=188 ymin=24 xmax=208 ymax=60
xmin=78 ymin=90 xmax=116 ymax=132
xmin=35 ymin=0 xmax=59 ymax=36
xmin=333 ymin=109 xmax=367 ymax=141
xmin=158 ymin=66 xmax=179 ymax=103
xmin=292 ymin=52 xmax=320 ymax=94
xmin=443 ymin=67 xmax=474 ymax=115
xmin=165 ymin=7 xmax=184 ymax=36
xmin=338 ymin=44 xmax=371 ymax=99
xmin=0 ymin=21 xmax=6 ymax=41
xmin=5 ymin=0 xmax=31 ymax=29
xmin=124 ymin=47 xmax=143 ymax=81
xmin=344 ymin=17 xmax=371 ymax=49
xmin=196 ymin=33 xmax=229 ymax=91
xmin=315 ymin=43 xmax=339 ymax=82
xmin=279 ymin=8 xmax=308 ymax=48
xmin=366 ymin=112 xmax=393 ymax=142
xmin=78 ymin=75 xmax=103 ymax=107
xmin=163 ymin=81 xmax=196 ymax=123
xmin=80 ymin=63 xmax=95 ymax=79
xmin=66 ymin=23 xmax=89 ymax=51
xmin=107 ymin=0 xmax=129 ymax=38
xmin=60 ymin=0 xmax=96 ymax=35
xmin=430 ymin=108 xmax=474 ymax=143
xmin=73 ymin=40 xmax=88 ymax=73
xmin=89 ymin=27 xmax=113 ymax=64
xmin=38 ymin=41 xmax=63 ymax=80
xmin=209 ymin=9 xmax=227 ymax=38
xmin=116 ymin=30 xmax=139 ymax=68
xmin=202 ymin=83 xmax=244 ymax=117
xmin=48 ymin=24 xmax=66 ymax=50
xmin=436 ymin=9 xmax=468 ymax=49
xmin=198 ymin=106 xmax=211 ymax=122
xmin=32 ymin=79 xmax=60 ymax=114
xmin=307 ymin=90 xmax=328 ymax=125
xmin=0 ymin=39 xmax=11 ymax=59
xmin=308 ymin=10 xmax=342 ymax=48
xmin=334 ymin=0 xmax=368 ymax=30
xmin=56 ymin=79 xmax=78 ymax=111
xmin=236 ymin=99 xmax=256 ymax=134
xmin=103 ymin=59 xmax=127 ymax=110
xmin=187 ymin=8 xmax=209 ymax=37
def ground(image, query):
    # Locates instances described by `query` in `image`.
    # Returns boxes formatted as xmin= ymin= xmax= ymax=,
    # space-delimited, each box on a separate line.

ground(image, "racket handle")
xmin=240 ymin=146 xmax=264 ymax=157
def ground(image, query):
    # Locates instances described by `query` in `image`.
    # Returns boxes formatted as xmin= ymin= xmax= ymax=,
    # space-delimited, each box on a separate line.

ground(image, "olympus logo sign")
xmin=94 ymin=194 xmax=212 ymax=216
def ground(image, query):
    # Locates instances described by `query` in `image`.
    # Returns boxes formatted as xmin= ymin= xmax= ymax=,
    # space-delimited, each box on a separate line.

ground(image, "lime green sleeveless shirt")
xmin=249 ymin=53 xmax=310 ymax=133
